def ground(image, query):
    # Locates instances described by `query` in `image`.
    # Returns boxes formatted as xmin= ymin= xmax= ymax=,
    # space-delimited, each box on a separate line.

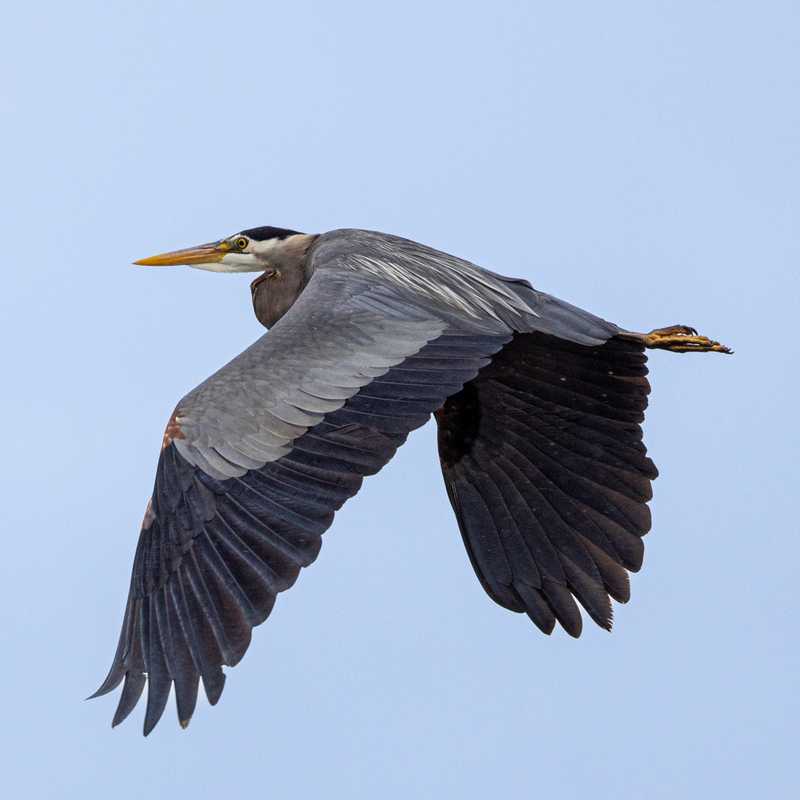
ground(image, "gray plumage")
xmin=94 ymin=227 xmax=730 ymax=734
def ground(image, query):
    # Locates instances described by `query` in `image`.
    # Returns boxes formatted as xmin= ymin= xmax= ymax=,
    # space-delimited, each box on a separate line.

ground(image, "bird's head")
xmin=134 ymin=226 xmax=311 ymax=273
xmin=136 ymin=225 xmax=319 ymax=328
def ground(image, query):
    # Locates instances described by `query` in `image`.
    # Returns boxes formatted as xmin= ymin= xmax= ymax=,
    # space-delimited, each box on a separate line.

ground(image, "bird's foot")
xmin=621 ymin=324 xmax=733 ymax=354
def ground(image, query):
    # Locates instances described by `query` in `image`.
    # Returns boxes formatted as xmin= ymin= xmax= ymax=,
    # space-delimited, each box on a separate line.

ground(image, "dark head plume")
xmin=239 ymin=226 xmax=301 ymax=241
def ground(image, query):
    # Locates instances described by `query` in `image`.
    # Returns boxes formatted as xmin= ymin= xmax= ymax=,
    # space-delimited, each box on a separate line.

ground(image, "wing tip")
xmin=203 ymin=669 xmax=226 ymax=706
xmin=87 ymin=666 xmax=125 ymax=700
xmin=142 ymin=715 xmax=158 ymax=737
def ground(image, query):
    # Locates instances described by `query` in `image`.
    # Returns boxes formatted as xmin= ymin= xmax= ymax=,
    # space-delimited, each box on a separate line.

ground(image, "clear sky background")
xmin=1 ymin=2 xmax=798 ymax=797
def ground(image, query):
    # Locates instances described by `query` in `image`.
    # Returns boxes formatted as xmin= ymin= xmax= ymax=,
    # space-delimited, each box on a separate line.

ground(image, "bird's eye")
xmin=234 ymin=237 xmax=249 ymax=250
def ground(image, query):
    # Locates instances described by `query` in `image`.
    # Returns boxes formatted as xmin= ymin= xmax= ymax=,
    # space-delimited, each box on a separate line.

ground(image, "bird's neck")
xmin=263 ymin=233 xmax=319 ymax=275
xmin=251 ymin=234 xmax=320 ymax=328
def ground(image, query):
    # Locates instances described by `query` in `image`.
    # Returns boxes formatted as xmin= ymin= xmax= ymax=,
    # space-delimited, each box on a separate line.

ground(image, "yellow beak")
xmin=134 ymin=241 xmax=230 ymax=266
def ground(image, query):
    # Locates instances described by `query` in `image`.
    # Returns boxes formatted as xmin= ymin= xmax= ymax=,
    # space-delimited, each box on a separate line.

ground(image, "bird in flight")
xmin=92 ymin=226 xmax=731 ymax=734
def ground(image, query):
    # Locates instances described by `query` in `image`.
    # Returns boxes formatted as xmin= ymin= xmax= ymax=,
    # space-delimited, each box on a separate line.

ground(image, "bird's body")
xmin=93 ymin=226 xmax=730 ymax=734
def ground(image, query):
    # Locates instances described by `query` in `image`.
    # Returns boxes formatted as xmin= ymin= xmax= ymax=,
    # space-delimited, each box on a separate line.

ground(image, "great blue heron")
xmin=91 ymin=226 xmax=731 ymax=734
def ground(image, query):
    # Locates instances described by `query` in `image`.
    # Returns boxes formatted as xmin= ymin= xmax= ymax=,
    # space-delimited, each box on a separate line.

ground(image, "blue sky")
xmin=1 ymin=2 xmax=798 ymax=797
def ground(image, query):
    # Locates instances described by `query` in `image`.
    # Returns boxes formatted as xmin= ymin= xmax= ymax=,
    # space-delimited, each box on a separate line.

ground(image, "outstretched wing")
xmin=92 ymin=265 xmax=512 ymax=734
xmin=437 ymin=332 xmax=658 ymax=637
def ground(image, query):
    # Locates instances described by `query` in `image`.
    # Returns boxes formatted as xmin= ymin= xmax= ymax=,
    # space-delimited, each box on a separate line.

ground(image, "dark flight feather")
xmin=436 ymin=332 xmax=657 ymax=637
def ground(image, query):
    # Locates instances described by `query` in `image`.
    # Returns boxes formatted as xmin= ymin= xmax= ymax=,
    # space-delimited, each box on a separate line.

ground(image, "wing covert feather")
xmin=173 ymin=271 xmax=450 ymax=478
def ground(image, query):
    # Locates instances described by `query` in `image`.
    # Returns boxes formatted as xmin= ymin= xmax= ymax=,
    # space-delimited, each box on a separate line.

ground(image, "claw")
xmin=650 ymin=324 xmax=698 ymax=337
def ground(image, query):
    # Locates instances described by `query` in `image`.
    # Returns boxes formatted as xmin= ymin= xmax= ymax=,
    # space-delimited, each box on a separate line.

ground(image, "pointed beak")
xmin=133 ymin=241 xmax=230 ymax=266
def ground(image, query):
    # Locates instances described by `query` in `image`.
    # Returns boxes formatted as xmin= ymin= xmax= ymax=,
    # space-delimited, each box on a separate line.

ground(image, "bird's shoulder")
xmin=310 ymin=228 xmax=529 ymax=284
xmin=307 ymin=229 xmax=539 ymax=327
